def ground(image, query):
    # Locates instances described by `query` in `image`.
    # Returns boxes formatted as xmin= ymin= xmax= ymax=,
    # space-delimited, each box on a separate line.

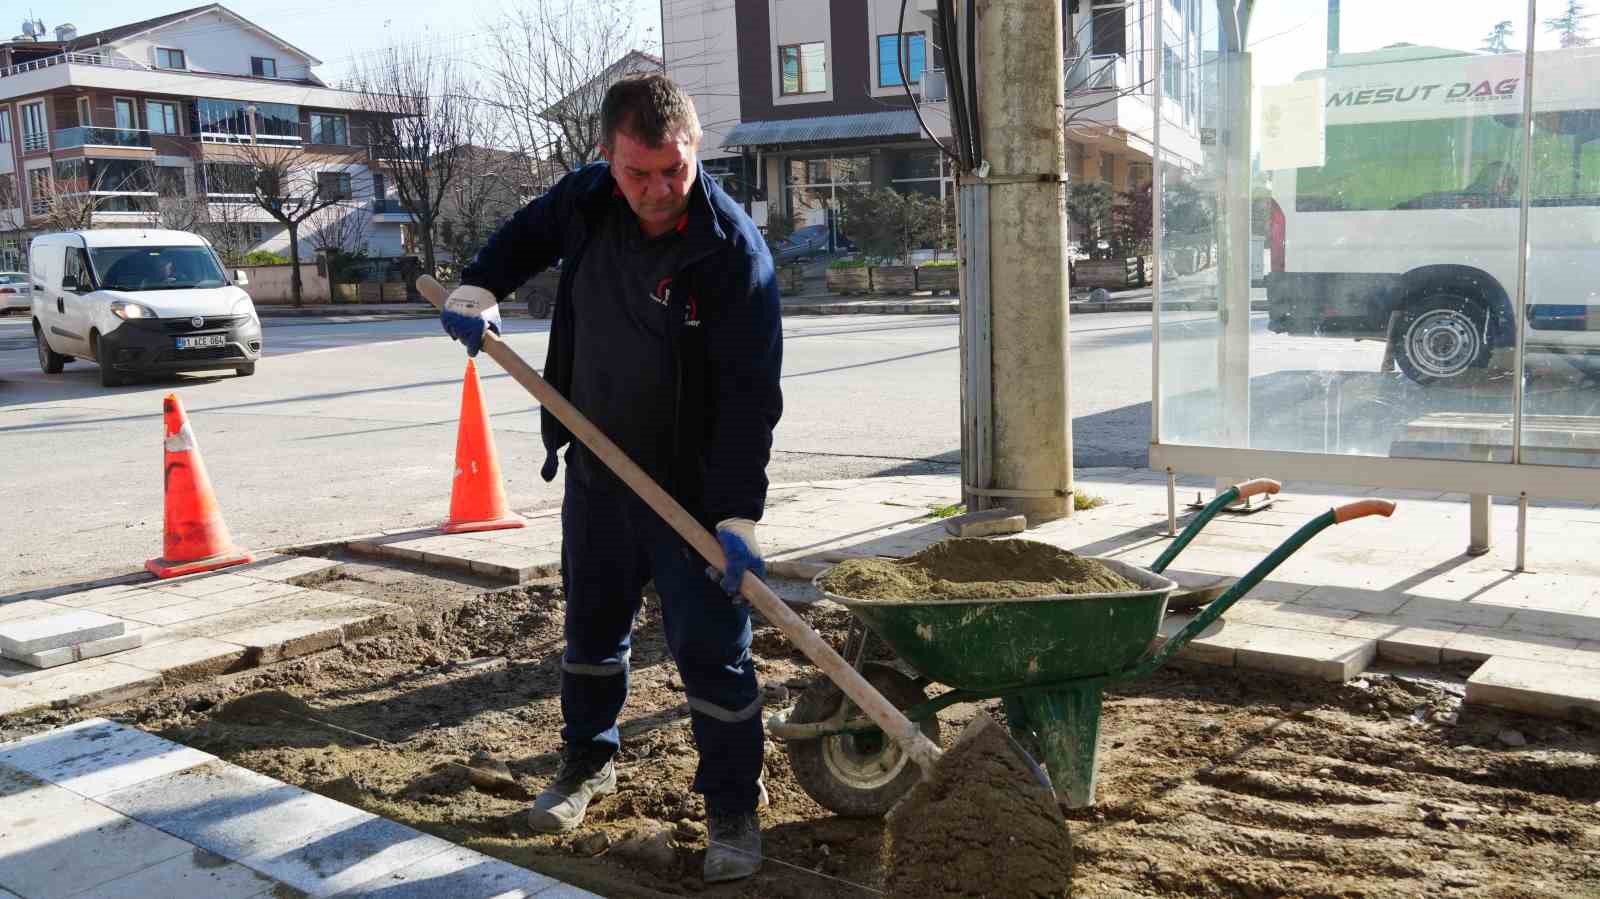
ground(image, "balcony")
xmin=53 ymin=127 xmax=154 ymax=150
xmin=1065 ymin=53 xmax=1133 ymax=94
xmin=0 ymin=51 xmax=147 ymax=79
xmin=21 ymin=132 xmax=47 ymax=152
xmin=371 ymin=198 xmax=407 ymax=213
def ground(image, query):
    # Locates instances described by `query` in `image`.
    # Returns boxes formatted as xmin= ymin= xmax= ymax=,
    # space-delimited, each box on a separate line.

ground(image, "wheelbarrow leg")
xmin=1016 ymin=685 xmax=1104 ymax=808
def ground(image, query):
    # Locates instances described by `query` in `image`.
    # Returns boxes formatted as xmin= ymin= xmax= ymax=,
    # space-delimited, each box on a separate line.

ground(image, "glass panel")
xmin=780 ymin=46 xmax=800 ymax=95
xmin=1523 ymin=43 xmax=1600 ymax=466
xmin=908 ymin=34 xmax=926 ymax=83
xmin=114 ymin=99 xmax=135 ymax=130
xmin=1159 ymin=0 xmax=1529 ymax=463
xmin=833 ymin=155 xmax=871 ymax=184
xmin=800 ymin=43 xmax=826 ymax=92
xmin=879 ymin=35 xmax=903 ymax=87
xmin=893 ymin=149 xmax=940 ymax=181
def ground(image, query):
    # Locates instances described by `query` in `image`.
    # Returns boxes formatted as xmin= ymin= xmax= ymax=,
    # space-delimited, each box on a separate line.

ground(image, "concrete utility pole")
xmin=959 ymin=0 xmax=1073 ymax=523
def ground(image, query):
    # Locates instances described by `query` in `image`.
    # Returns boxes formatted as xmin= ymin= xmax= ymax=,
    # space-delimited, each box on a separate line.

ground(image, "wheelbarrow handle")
xmin=1129 ymin=498 xmax=1398 ymax=679
xmin=1149 ymin=477 xmax=1281 ymax=574
xmin=414 ymin=277 xmax=946 ymax=776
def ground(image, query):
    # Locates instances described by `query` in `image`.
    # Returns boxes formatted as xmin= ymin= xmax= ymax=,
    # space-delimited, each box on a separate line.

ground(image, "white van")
xmin=30 ymin=229 xmax=261 ymax=386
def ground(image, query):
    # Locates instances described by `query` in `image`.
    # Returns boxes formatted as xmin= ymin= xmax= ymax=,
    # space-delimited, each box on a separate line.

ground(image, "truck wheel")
xmin=34 ymin=321 xmax=66 ymax=374
xmin=784 ymin=667 xmax=939 ymax=819
xmin=1392 ymin=292 xmax=1491 ymax=384
xmin=235 ymin=363 xmax=256 ymax=377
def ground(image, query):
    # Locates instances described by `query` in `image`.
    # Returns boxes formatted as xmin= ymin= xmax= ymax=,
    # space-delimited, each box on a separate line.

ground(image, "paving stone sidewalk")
xmin=0 ymin=718 xmax=592 ymax=898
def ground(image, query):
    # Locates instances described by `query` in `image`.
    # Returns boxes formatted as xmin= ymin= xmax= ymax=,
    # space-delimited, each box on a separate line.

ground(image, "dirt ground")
xmin=4 ymin=558 xmax=1599 ymax=898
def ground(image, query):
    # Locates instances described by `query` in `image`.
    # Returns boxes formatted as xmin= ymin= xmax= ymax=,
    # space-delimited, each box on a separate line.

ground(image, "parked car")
xmin=772 ymin=224 xmax=834 ymax=266
xmin=30 ymin=229 xmax=262 ymax=387
xmin=0 ymin=271 xmax=29 ymax=313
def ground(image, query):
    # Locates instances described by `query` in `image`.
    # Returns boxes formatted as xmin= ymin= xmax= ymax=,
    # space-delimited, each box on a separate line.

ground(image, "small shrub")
xmin=243 ymin=250 xmax=289 ymax=266
xmin=1074 ymin=489 xmax=1106 ymax=511
xmin=828 ymin=257 xmax=867 ymax=270
xmin=928 ymin=503 xmax=966 ymax=519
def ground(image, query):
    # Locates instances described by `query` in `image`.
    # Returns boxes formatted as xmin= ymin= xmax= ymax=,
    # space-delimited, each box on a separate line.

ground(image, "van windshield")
xmin=90 ymin=246 xmax=228 ymax=291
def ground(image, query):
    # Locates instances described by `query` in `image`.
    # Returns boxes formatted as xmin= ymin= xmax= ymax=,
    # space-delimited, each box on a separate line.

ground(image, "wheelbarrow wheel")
xmin=786 ymin=667 xmax=939 ymax=818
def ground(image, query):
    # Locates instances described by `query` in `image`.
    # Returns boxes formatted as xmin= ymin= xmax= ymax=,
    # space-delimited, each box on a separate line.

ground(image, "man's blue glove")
xmin=711 ymin=518 xmax=765 ymax=597
xmin=440 ymin=286 xmax=502 ymax=356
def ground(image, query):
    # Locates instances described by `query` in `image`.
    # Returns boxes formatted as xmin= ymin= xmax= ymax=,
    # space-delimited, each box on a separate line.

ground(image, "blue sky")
xmin=21 ymin=0 xmax=659 ymax=87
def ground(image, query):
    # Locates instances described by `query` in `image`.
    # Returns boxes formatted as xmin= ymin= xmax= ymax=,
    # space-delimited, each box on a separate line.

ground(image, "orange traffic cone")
xmin=442 ymin=358 xmax=525 ymax=534
xmin=146 ymin=394 xmax=253 ymax=578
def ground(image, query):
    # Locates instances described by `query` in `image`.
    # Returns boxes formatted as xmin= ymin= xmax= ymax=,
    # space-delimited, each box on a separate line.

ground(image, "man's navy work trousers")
xmin=558 ymin=471 xmax=764 ymax=816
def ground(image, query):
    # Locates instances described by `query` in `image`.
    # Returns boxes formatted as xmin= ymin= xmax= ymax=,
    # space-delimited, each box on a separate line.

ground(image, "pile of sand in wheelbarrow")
xmin=818 ymin=538 xmax=1137 ymax=601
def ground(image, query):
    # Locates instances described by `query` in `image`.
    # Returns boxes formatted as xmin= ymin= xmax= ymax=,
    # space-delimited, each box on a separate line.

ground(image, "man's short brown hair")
xmin=600 ymin=74 xmax=702 ymax=148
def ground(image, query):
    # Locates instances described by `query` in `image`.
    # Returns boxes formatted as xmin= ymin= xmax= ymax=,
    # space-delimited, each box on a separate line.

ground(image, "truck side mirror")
xmin=234 ymin=270 xmax=250 ymax=286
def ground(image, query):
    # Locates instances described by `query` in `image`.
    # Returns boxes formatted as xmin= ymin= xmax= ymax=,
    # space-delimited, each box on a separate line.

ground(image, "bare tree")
xmin=350 ymin=39 xmax=479 ymax=278
xmin=307 ymin=201 xmax=372 ymax=258
xmin=483 ymin=0 xmax=655 ymax=173
xmin=437 ymin=145 xmax=534 ymax=276
xmin=193 ymin=199 xmax=259 ymax=267
xmin=218 ymin=142 xmax=366 ymax=305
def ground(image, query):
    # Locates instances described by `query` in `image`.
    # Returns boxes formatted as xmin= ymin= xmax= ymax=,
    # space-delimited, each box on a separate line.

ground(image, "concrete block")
xmin=98 ymin=761 xmax=371 ymax=876
xmin=67 ymin=849 xmax=279 ymax=899
xmin=216 ymin=619 xmax=345 ymax=665
xmin=1332 ymin=615 xmax=1462 ymax=665
xmin=110 ymin=636 xmax=249 ymax=680
xmin=1440 ymin=626 xmax=1579 ymax=665
xmin=1220 ymin=600 xmax=1359 ymax=633
xmin=944 ymin=508 xmax=1027 ymax=538
xmin=1292 ymin=585 xmax=1411 ymax=616
xmin=1234 ymin=627 xmax=1377 ymax=682
xmin=79 ymin=590 xmax=196 ymax=620
xmin=0 ymin=599 xmax=69 ymax=622
xmin=261 ymin=813 xmax=462 ymax=896
xmin=0 ymin=685 xmax=43 ymax=717
xmin=1566 ymin=641 xmax=1600 ymax=669
xmin=239 ymin=554 xmax=343 ymax=583
xmin=0 ymin=766 xmax=194 ymax=899
xmin=1503 ymin=609 xmax=1600 ymax=642
xmin=1384 ymin=598 xmax=1517 ymax=630
xmin=12 ymin=631 xmax=144 ymax=669
xmin=0 ymin=609 xmax=124 ymax=656
xmin=9 ymin=662 xmax=162 ymax=711
xmin=154 ymin=572 xmax=261 ymax=599
xmin=1151 ymin=615 xmax=1273 ymax=667
xmin=1465 ymin=656 xmax=1600 ymax=721
xmin=41 ymin=585 xmax=146 ymax=609
xmin=329 ymin=844 xmax=564 ymax=898
xmin=0 ymin=718 xmax=212 ymax=799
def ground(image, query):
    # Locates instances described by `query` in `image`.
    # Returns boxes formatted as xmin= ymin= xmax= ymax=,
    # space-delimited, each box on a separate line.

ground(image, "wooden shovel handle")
xmin=418 ymin=276 xmax=942 ymax=773
xmin=1333 ymin=499 xmax=1396 ymax=524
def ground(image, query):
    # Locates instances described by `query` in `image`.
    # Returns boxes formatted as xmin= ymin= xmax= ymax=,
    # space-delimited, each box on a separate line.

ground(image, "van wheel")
xmin=1392 ymin=292 xmax=1492 ymax=384
xmin=34 ymin=322 xmax=66 ymax=374
xmin=91 ymin=332 xmax=124 ymax=387
xmin=235 ymin=363 xmax=256 ymax=377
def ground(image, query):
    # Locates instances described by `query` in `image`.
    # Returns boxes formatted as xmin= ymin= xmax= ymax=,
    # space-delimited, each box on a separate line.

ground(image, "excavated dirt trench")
xmin=3 ymin=556 xmax=1598 ymax=898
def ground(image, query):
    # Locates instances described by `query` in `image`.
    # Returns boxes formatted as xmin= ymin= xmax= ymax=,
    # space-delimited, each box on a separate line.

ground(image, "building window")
xmin=195 ymin=98 xmax=301 ymax=143
xmin=317 ymin=171 xmax=352 ymax=200
xmin=251 ymin=56 xmax=277 ymax=78
xmin=203 ymin=162 xmax=256 ymax=196
xmin=309 ymin=113 xmax=348 ymax=145
xmin=155 ymin=47 xmax=186 ymax=70
xmin=779 ymin=42 xmax=827 ymax=95
xmin=891 ymin=148 xmax=952 ymax=199
xmin=1090 ymin=0 xmax=1127 ymax=57
xmin=785 ymin=155 xmax=870 ymax=226
xmin=1163 ymin=46 xmax=1181 ymax=102
xmin=76 ymin=97 xmax=90 ymax=126
xmin=0 ymin=173 xmax=14 ymax=210
xmin=0 ymin=110 xmax=12 ymax=145
xmin=114 ymin=97 xmax=137 ymax=131
xmin=20 ymin=101 xmax=47 ymax=152
xmin=27 ymin=167 xmax=51 ymax=215
xmin=877 ymin=33 xmax=927 ymax=87
xmin=156 ymin=166 xmax=186 ymax=197
xmin=147 ymin=101 xmax=180 ymax=135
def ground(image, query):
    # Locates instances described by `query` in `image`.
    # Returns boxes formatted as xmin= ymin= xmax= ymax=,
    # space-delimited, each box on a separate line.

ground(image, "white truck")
xmin=1266 ymin=47 xmax=1600 ymax=383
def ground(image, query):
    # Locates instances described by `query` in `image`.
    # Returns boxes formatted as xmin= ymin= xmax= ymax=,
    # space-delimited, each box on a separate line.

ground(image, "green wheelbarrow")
xmin=768 ymin=478 xmax=1396 ymax=813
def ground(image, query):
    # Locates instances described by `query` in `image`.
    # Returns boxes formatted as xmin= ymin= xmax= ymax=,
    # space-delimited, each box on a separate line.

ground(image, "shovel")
xmin=414 ymin=277 xmax=1059 ymax=796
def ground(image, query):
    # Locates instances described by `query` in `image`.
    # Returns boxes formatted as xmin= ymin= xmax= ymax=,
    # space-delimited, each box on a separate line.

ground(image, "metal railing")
xmin=371 ymin=198 xmax=409 ymax=214
xmin=53 ymin=126 xmax=154 ymax=150
xmin=0 ymin=51 xmax=148 ymax=78
xmin=21 ymin=131 xmax=47 ymax=152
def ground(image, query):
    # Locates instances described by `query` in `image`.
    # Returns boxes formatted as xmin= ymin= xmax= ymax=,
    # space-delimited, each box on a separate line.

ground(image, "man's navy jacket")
xmin=460 ymin=161 xmax=784 ymax=530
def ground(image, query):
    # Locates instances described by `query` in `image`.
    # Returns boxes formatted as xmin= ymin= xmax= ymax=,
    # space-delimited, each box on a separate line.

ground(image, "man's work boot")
xmin=704 ymin=811 xmax=762 ymax=883
xmin=526 ymin=753 xmax=616 ymax=834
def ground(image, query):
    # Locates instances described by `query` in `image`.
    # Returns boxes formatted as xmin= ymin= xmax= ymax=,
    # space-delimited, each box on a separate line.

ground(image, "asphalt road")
xmin=7 ymin=307 xmax=1597 ymax=593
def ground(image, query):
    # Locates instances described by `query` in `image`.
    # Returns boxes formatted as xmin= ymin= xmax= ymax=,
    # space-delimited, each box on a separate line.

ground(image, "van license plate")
xmin=176 ymin=334 xmax=227 ymax=350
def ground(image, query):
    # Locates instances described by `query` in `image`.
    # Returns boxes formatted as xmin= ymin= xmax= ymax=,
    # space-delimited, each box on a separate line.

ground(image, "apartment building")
xmin=664 ymin=0 xmax=1205 ymax=240
xmin=0 ymin=3 xmax=410 ymax=269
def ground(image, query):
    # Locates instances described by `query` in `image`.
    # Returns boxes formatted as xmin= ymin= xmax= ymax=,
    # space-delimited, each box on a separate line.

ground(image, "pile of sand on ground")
xmin=818 ymin=538 xmax=1138 ymax=601
xmin=885 ymin=714 xmax=1072 ymax=898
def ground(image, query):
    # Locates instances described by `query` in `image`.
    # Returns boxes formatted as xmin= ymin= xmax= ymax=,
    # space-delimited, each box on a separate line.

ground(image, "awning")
xmin=722 ymin=110 xmax=923 ymax=148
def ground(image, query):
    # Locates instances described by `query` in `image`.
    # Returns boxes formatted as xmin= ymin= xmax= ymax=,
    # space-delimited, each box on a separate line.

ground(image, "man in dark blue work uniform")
xmin=438 ymin=75 xmax=783 ymax=883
